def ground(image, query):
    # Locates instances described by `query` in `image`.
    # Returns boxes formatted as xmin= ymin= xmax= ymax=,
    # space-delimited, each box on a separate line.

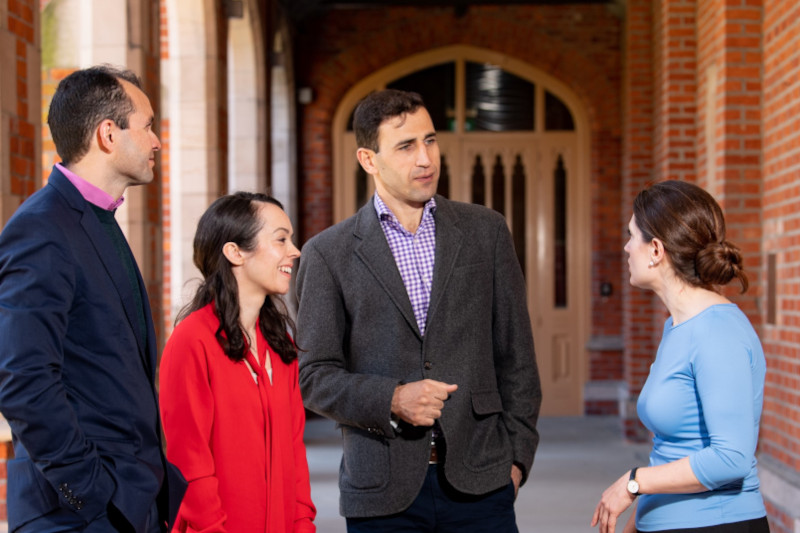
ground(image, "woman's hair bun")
xmin=695 ymin=240 xmax=748 ymax=292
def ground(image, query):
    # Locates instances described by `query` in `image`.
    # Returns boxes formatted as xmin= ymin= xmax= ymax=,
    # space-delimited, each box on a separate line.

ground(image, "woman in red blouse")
xmin=159 ymin=192 xmax=315 ymax=532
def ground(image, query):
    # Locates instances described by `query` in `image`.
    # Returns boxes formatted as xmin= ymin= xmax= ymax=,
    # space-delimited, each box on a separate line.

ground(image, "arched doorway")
xmin=333 ymin=46 xmax=590 ymax=415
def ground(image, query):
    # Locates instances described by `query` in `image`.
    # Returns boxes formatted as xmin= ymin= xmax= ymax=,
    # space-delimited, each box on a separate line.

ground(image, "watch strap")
xmin=629 ymin=467 xmax=640 ymax=495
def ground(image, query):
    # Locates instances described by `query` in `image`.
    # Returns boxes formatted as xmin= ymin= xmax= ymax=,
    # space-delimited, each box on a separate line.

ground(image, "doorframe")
xmin=331 ymin=44 xmax=592 ymax=414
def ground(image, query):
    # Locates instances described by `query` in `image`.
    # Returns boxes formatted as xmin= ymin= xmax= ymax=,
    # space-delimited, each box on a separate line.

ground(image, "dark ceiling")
xmin=281 ymin=0 xmax=615 ymax=21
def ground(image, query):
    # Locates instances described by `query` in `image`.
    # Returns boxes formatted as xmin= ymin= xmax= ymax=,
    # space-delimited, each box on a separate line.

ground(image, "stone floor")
xmin=305 ymin=415 xmax=651 ymax=533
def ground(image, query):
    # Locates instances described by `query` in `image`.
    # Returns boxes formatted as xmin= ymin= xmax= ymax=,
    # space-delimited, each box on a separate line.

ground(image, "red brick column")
xmin=714 ymin=1 xmax=762 ymax=321
xmin=2 ymin=0 xmax=40 ymax=224
xmin=620 ymin=0 xmax=661 ymax=440
xmin=159 ymin=0 xmax=172 ymax=335
xmin=653 ymin=0 xmax=698 ymax=183
xmin=760 ymin=0 xmax=800 ymax=530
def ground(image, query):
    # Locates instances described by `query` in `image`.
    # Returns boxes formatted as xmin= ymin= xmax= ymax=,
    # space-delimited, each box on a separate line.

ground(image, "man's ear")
xmin=96 ymin=119 xmax=117 ymax=153
xmin=222 ymin=242 xmax=244 ymax=266
xmin=356 ymin=148 xmax=378 ymax=175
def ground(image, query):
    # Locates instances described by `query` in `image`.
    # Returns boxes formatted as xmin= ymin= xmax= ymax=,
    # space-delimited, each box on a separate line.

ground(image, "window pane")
xmin=465 ymin=62 xmax=534 ymax=132
xmin=554 ymin=155 xmax=567 ymax=308
xmin=387 ymin=63 xmax=456 ymax=132
xmin=545 ymin=91 xmax=575 ymax=131
xmin=491 ymin=154 xmax=506 ymax=216
xmin=512 ymin=154 xmax=526 ymax=274
xmin=471 ymin=154 xmax=486 ymax=205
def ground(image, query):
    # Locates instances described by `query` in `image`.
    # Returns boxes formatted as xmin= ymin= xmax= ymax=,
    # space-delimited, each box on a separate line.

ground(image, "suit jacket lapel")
xmin=427 ymin=196 xmax=463 ymax=328
xmin=50 ymin=171 xmax=154 ymax=377
xmin=352 ymin=202 xmax=421 ymax=338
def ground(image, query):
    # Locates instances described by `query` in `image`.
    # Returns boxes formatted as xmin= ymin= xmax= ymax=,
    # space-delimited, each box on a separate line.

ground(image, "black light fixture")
xmin=227 ymin=0 xmax=244 ymax=19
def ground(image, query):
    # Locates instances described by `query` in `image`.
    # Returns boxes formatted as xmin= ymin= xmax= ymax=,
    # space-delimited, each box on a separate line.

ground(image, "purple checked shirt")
xmin=374 ymin=194 xmax=437 ymax=336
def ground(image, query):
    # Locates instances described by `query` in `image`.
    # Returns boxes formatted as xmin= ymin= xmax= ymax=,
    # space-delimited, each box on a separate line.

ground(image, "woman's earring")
xmin=649 ymin=260 xmax=654 ymax=267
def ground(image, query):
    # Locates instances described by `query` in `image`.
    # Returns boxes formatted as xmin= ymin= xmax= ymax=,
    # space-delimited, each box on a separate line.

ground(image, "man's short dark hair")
xmin=353 ymin=89 xmax=426 ymax=152
xmin=47 ymin=65 xmax=143 ymax=165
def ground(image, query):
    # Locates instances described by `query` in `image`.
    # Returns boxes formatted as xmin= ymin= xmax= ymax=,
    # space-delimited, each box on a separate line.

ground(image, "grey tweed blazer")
xmin=296 ymin=195 xmax=541 ymax=518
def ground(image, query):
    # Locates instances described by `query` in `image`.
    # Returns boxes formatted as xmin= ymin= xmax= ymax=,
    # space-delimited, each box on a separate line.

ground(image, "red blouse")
xmin=159 ymin=304 xmax=316 ymax=532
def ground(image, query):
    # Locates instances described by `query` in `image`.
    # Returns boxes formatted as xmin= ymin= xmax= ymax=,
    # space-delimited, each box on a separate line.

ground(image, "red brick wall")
xmin=641 ymin=0 xmax=700 ymax=436
xmin=159 ymin=0 xmax=172 ymax=335
xmin=4 ymin=0 xmax=39 ymax=222
xmin=712 ymin=0 xmax=763 ymax=324
xmin=40 ymin=67 xmax=74 ymax=184
xmin=0 ymin=441 xmax=11 ymax=521
xmin=621 ymin=0 xmax=659 ymax=439
xmin=761 ymin=0 xmax=800 ymax=529
xmin=295 ymin=4 xmax=625 ymax=385
xmin=654 ymin=0 xmax=697 ymax=183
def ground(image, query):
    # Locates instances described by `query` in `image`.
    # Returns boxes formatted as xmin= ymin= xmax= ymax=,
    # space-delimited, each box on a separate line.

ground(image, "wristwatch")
xmin=627 ymin=467 xmax=641 ymax=497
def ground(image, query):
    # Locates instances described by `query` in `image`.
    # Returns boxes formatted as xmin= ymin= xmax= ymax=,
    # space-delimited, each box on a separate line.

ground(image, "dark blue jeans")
xmin=346 ymin=464 xmax=519 ymax=533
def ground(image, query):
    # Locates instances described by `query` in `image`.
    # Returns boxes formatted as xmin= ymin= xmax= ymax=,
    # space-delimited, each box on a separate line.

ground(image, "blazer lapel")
xmin=50 ymin=171 xmax=153 ymax=377
xmin=352 ymin=203 xmax=421 ymax=338
xmin=426 ymin=196 xmax=464 ymax=327
xmin=80 ymin=210 xmax=152 ymax=369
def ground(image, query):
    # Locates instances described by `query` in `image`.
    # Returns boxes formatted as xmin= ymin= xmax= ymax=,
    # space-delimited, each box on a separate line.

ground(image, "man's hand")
xmin=391 ymin=380 xmax=458 ymax=426
xmin=511 ymin=464 xmax=523 ymax=499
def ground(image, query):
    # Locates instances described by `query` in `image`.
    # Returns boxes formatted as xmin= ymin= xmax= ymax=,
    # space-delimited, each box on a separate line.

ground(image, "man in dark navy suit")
xmin=0 ymin=66 xmax=186 ymax=532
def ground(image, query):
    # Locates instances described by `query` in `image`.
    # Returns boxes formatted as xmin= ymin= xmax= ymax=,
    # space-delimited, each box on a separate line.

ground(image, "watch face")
xmin=627 ymin=479 xmax=640 ymax=495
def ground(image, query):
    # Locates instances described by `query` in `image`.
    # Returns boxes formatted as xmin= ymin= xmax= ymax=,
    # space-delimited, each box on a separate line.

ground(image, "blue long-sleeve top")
xmin=636 ymin=304 xmax=767 ymax=531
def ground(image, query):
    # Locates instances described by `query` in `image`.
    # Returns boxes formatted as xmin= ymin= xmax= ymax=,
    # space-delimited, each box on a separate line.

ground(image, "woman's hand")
xmin=591 ymin=470 xmax=636 ymax=533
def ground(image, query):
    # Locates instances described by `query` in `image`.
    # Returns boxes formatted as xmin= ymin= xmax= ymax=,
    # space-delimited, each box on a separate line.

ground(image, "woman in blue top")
xmin=592 ymin=180 xmax=769 ymax=533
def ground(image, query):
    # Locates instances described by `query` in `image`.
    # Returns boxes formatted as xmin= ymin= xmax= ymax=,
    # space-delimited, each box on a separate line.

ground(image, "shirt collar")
xmin=56 ymin=163 xmax=125 ymax=211
xmin=373 ymin=193 xmax=437 ymax=224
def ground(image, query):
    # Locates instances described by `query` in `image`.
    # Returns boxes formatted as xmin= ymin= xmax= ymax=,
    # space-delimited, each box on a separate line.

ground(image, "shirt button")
xmin=424 ymin=361 xmax=432 ymax=370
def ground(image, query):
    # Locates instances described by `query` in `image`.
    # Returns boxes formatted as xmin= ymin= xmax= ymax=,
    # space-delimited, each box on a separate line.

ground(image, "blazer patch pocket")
xmin=464 ymin=390 xmax=511 ymax=473
xmin=339 ymin=427 xmax=390 ymax=493
xmin=470 ymin=390 xmax=503 ymax=416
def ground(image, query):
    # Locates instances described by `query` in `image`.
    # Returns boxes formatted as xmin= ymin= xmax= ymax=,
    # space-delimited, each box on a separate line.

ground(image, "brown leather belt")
xmin=429 ymin=444 xmax=439 ymax=464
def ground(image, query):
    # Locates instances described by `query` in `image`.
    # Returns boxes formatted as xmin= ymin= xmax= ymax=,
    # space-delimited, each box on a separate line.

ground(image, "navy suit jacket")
xmin=0 ymin=168 xmax=185 ymax=531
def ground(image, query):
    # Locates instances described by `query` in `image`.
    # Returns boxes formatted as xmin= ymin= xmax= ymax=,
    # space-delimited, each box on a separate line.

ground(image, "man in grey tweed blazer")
xmin=296 ymin=89 xmax=541 ymax=532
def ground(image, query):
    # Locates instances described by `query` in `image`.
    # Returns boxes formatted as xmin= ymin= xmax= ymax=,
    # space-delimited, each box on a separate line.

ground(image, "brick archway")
xmin=295 ymin=4 xmax=624 ymax=413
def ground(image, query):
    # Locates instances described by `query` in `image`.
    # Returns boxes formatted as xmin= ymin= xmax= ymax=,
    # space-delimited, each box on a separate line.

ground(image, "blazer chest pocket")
xmin=464 ymin=390 xmax=512 ymax=473
xmin=339 ymin=427 xmax=390 ymax=493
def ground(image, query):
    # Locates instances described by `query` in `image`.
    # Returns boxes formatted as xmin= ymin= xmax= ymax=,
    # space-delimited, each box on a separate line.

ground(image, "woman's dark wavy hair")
xmin=633 ymin=179 xmax=748 ymax=293
xmin=353 ymin=89 xmax=425 ymax=152
xmin=176 ymin=192 xmax=298 ymax=364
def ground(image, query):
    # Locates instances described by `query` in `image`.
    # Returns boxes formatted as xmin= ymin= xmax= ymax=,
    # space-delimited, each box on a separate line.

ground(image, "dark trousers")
xmin=638 ymin=516 xmax=770 ymax=533
xmin=346 ymin=464 xmax=518 ymax=533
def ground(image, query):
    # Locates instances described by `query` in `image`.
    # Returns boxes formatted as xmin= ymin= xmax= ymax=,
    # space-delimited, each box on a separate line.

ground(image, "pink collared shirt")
xmin=56 ymin=163 xmax=125 ymax=211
